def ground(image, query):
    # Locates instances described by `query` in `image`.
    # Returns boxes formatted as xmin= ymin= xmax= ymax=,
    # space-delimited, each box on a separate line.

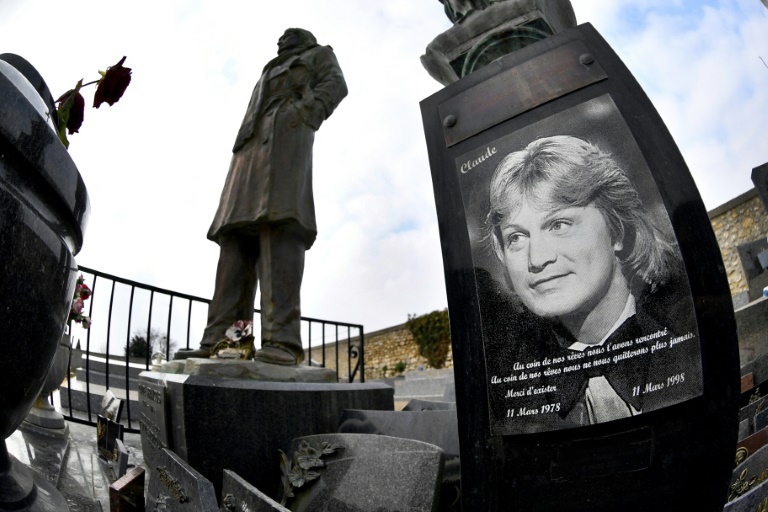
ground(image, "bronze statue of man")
xmin=176 ymin=28 xmax=347 ymax=365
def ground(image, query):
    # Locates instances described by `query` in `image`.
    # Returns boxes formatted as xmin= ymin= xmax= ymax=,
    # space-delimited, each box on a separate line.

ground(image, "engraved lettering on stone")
xmin=156 ymin=466 xmax=189 ymax=503
xmin=140 ymin=412 xmax=164 ymax=450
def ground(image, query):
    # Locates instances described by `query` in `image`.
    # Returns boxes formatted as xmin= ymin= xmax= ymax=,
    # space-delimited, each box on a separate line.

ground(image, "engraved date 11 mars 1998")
xmin=632 ymin=373 xmax=685 ymax=397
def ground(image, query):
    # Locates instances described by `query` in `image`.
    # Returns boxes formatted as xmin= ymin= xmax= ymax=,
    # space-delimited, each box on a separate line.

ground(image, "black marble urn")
xmin=0 ymin=54 xmax=90 ymax=510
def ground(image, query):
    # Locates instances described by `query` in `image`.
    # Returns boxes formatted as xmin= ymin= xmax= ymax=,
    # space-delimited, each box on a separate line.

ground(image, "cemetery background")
xmin=1 ymin=2 xmax=767 ymax=353
xmin=4 ymin=1 xmax=765 ymax=512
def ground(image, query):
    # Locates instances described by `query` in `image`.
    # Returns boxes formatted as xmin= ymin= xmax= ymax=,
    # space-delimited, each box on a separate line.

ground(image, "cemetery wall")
xmin=305 ymin=323 xmax=453 ymax=382
xmin=709 ymin=188 xmax=768 ymax=296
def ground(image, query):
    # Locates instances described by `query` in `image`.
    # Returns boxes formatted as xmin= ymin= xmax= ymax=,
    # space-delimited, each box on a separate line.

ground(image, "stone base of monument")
xmin=138 ymin=369 xmax=394 ymax=501
xmin=22 ymin=397 xmax=68 ymax=431
xmin=159 ymin=357 xmax=337 ymax=382
xmin=0 ymin=452 xmax=70 ymax=511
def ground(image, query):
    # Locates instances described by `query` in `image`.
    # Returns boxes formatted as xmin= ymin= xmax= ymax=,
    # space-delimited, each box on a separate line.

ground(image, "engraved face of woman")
xmin=493 ymin=190 xmax=626 ymax=323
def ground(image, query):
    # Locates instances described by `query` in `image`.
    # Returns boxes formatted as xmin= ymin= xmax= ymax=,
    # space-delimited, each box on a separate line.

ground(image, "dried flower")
xmin=56 ymin=85 xmax=85 ymax=135
xmin=93 ymin=56 xmax=132 ymax=108
xmin=54 ymin=57 xmax=132 ymax=148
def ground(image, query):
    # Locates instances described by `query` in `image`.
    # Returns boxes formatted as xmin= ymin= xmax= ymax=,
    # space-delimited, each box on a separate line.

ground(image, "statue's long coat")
xmin=208 ymin=44 xmax=347 ymax=249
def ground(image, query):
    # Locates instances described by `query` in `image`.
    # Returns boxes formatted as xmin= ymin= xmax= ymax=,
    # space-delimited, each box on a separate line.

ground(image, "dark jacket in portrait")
xmin=481 ymin=272 xmax=702 ymax=435
xmin=208 ymin=43 xmax=348 ymax=249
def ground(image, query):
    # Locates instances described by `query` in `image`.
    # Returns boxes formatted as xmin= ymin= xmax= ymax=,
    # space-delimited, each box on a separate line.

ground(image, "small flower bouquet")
xmin=212 ymin=320 xmax=255 ymax=359
xmin=68 ymin=274 xmax=91 ymax=329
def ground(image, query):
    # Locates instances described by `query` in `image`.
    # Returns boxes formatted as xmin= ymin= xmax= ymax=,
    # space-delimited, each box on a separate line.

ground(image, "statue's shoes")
xmin=173 ymin=347 xmax=212 ymax=360
xmin=252 ymin=345 xmax=298 ymax=366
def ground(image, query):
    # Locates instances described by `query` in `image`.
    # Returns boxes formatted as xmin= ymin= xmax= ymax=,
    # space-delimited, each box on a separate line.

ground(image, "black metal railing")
xmin=61 ymin=266 xmax=364 ymax=433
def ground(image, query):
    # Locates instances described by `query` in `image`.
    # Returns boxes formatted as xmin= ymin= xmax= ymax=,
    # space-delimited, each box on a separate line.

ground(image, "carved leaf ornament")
xmin=279 ymin=440 xmax=342 ymax=506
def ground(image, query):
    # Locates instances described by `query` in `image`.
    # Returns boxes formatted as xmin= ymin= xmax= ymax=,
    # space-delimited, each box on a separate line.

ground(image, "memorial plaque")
xmin=113 ymin=439 xmax=129 ymax=479
xmin=97 ymin=414 xmax=124 ymax=460
xmin=421 ymin=22 xmax=739 ymax=511
xmin=743 ymin=374 xmax=756 ymax=394
xmin=220 ymin=470 xmax=289 ymax=512
xmin=146 ymin=448 xmax=218 ymax=511
xmin=138 ymin=379 xmax=170 ymax=468
xmin=101 ymin=390 xmax=124 ymax=422
xmin=109 ymin=466 xmax=145 ymax=512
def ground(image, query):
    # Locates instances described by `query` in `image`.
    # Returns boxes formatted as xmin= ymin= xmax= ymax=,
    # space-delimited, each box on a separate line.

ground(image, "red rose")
xmin=93 ymin=56 xmax=132 ymax=108
xmin=56 ymin=88 xmax=85 ymax=134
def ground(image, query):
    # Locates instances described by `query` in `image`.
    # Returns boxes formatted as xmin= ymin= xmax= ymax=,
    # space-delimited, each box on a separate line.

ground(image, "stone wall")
xmin=709 ymin=189 xmax=768 ymax=296
xmin=363 ymin=323 xmax=453 ymax=381
xmin=306 ymin=323 xmax=454 ymax=382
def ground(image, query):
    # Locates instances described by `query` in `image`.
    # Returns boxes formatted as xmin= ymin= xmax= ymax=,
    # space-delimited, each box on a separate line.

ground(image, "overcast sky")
xmin=2 ymin=1 xmax=767 ymax=345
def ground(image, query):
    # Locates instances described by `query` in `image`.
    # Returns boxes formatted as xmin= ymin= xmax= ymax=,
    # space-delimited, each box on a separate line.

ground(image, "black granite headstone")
xmin=146 ymin=448 xmax=218 ymax=511
xmin=421 ymin=22 xmax=739 ymax=512
xmin=96 ymin=414 xmax=124 ymax=460
xmin=137 ymin=379 xmax=170 ymax=469
xmin=220 ymin=470 xmax=289 ymax=512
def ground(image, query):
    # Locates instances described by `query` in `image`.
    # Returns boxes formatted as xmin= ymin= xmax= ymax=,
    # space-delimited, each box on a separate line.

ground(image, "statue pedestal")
xmin=159 ymin=357 xmax=337 ymax=383
xmin=138 ymin=369 xmax=394 ymax=500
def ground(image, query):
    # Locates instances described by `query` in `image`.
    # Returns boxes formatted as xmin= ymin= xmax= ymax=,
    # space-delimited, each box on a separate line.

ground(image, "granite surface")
xmin=402 ymin=398 xmax=457 ymax=411
xmin=221 ymin=470 xmax=289 ymax=511
xmin=287 ymin=433 xmax=444 ymax=512
xmin=147 ymin=447 xmax=219 ymax=511
xmin=339 ymin=409 xmax=459 ymax=458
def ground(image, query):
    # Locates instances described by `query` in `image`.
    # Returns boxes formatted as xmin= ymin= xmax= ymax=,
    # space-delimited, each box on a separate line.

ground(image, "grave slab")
xmin=221 ymin=470 xmax=289 ymax=512
xmin=740 ymin=419 xmax=751 ymax=442
xmin=146 ymin=448 xmax=218 ymax=511
xmin=725 ymin=474 xmax=768 ymax=512
xmin=738 ymin=427 xmax=768 ymax=465
xmin=402 ymin=399 xmax=457 ymax=411
xmin=286 ymin=433 xmax=444 ymax=512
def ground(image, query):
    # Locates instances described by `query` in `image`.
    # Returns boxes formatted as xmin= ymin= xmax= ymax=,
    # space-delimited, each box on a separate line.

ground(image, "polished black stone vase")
xmin=0 ymin=54 xmax=89 ymax=511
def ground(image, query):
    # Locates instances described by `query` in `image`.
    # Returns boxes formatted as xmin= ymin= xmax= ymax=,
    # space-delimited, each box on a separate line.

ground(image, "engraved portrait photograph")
xmin=455 ymin=95 xmax=704 ymax=435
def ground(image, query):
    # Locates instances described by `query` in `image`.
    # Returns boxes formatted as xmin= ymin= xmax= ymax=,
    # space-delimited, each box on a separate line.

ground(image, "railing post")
xmin=186 ymin=300 xmax=192 ymax=351
xmin=166 ymin=296 xmax=173 ymax=358
xmin=125 ymin=286 xmax=135 ymax=430
xmin=360 ymin=328 xmax=365 ymax=383
xmin=105 ymin=281 xmax=116 ymax=392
